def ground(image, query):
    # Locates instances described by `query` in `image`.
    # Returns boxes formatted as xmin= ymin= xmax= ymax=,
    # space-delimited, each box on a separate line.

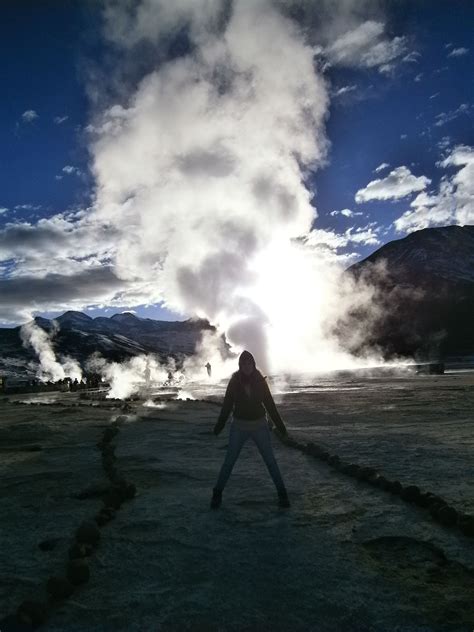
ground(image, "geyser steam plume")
xmin=20 ymin=320 xmax=82 ymax=382
xmin=88 ymin=0 xmax=380 ymax=374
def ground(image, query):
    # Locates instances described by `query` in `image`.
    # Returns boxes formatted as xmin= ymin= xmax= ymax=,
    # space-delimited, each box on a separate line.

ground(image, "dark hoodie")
xmin=213 ymin=350 xmax=287 ymax=435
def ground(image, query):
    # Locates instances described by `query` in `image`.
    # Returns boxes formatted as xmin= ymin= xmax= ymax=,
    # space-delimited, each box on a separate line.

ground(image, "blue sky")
xmin=0 ymin=1 xmax=473 ymax=326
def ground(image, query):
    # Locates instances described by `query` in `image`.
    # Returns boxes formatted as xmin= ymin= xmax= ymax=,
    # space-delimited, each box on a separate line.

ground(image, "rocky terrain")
xmin=0 ymin=311 xmax=217 ymax=380
xmin=0 ymin=370 xmax=473 ymax=631
xmin=341 ymin=225 xmax=474 ymax=359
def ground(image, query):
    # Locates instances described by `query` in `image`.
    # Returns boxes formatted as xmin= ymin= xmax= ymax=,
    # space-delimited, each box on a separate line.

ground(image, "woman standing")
xmin=211 ymin=350 xmax=290 ymax=509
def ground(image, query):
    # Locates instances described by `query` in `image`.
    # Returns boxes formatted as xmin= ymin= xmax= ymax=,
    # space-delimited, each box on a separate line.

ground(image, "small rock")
xmin=357 ymin=467 xmax=376 ymax=481
xmin=46 ymin=576 xmax=74 ymax=600
xmin=66 ymin=559 xmax=90 ymax=585
xmin=414 ymin=492 xmax=431 ymax=507
xmin=16 ymin=600 xmax=48 ymax=628
xmin=68 ymin=543 xmax=92 ymax=559
xmin=124 ymin=482 xmax=137 ymax=499
xmin=76 ymin=521 xmax=101 ymax=546
xmin=388 ymin=480 xmax=402 ymax=494
xmin=346 ymin=464 xmax=360 ymax=477
xmin=436 ymin=505 xmax=458 ymax=527
xmin=94 ymin=512 xmax=109 ymax=526
xmin=74 ymin=482 xmax=110 ymax=500
xmin=458 ymin=515 xmax=474 ymax=537
xmin=429 ymin=501 xmax=448 ymax=519
xmin=401 ymin=485 xmax=421 ymax=502
xmin=38 ymin=537 xmax=60 ymax=551
xmin=103 ymin=489 xmax=122 ymax=510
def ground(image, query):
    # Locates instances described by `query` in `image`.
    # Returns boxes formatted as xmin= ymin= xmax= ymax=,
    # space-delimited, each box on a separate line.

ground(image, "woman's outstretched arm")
xmin=213 ymin=376 xmax=235 ymax=435
xmin=261 ymin=380 xmax=288 ymax=435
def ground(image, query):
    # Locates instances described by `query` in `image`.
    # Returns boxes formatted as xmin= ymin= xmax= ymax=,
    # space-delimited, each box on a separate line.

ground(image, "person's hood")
xmin=238 ymin=350 xmax=256 ymax=369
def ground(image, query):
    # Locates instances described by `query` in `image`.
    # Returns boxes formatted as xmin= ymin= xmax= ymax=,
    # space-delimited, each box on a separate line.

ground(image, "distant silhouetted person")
xmin=144 ymin=359 xmax=151 ymax=387
xmin=211 ymin=350 xmax=290 ymax=509
xmin=205 ymin=362 xmax=212 ymax=377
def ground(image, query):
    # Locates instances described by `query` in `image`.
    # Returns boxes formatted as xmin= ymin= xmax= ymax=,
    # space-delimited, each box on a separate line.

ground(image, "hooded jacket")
xmin=213 ymin=351 xmax=287 ymax=435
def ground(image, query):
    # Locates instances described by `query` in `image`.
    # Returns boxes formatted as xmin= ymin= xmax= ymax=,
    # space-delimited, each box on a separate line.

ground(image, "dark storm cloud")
xmin=0 ymin=266 xmax=127 ymax=319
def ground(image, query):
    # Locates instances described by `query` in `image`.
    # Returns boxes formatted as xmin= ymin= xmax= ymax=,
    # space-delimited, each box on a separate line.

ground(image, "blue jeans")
xmin=214 ymin=416 xmax=287 ymax=493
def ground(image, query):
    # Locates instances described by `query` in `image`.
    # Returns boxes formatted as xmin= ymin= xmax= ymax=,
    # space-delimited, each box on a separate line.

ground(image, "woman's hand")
xmin=213 ymin=419 xmax=225 ymax=436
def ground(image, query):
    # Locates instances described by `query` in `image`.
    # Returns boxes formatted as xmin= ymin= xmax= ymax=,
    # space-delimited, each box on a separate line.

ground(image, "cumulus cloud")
xmin=374 ymin=162 xmax=389 ymax=173
xmin=393 ymin=145 xmax=474 ymax=233
xmin=21 ymin=110 xmax=39 ymax=123
xmin=0 ymin=207 xmax=8 ymax=215
xmin=324 ymin=20 xmax=408 ymax=74
xmin=447 ymin=47 xmax=469 ymax=58
xmin=355 ymin=166 xmax=430 ymax=203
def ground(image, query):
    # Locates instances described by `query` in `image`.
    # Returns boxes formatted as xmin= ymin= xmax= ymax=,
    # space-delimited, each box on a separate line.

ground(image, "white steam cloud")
xmin=81 ymin=0 xmax=390 ymax=375
xmin=20 ymin=320 xmax=82 ymax=382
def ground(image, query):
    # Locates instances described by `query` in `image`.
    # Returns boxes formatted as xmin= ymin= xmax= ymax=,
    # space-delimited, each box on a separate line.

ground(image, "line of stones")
xmin=156 ymin=397 xmax=473 ymax=540
xmin=6 ymin=415 xmax=137 ymax=630
xmin=274 ymin=432 xmax=474 ymax=539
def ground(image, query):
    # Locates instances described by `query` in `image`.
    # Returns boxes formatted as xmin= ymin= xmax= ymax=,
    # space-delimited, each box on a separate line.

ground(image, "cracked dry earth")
xmin=0 ymin=372 xmax=473 ymax=631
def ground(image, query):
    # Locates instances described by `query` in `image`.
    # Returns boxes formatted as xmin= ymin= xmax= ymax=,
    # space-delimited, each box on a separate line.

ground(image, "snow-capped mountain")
xmin=0 ymin=312 xmax=217 ymax=379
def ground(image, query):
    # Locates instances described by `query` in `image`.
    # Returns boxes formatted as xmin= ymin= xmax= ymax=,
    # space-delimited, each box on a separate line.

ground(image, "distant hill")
xmin=0 ymin=311 xmax=218 ymax=379
xmin=338 ymin=225 xmax=474 ymax=359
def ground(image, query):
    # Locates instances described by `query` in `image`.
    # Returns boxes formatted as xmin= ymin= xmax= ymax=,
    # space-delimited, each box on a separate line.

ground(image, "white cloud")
xmin=437 ymin=136 xmax=451 ymax=151
xmin=435 ymin=103 xmax=471 ymax=127
xmin=21 ymin=110 xmax=39 ymax=123
xmin=324 ymin=20 xmax=409 ymax=74
xmin=355 ymin=166 xmax=431 ymax=203
xmin=0 ymin=207 xmax=8 ymax=215
xmin=333 ymin=84 xmax=357 ymax=97
xmin=330 ymin=208 xmax=363 ymax=218
xmin=402 ymin=51 xmax=420 ymax=63
xmin=447 ymin=47 xmax=469 ymax=58
xmin=394 ymin=145 xmax=474 ymax=233
xmin=414 ymin=73 xmax=423 ymax=82
xmin=374 ymin=162 xmax=389 ymax=173
xmin=305 ymin=223 xmax=381 ymax=255
xmin=54 ymin=115 xmax=69 ymax=124
xmin=14 ymin=204 xmax=42 ymax=211
xmin=62 ymin=165 xmax=82 ymax=176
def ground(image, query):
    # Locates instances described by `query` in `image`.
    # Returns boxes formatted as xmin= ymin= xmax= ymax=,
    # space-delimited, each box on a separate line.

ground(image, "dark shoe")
xmin=278 ymin=490 xmax=291 ymax=508
xmin=210 ymin=487 xmax=222 ymax=509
